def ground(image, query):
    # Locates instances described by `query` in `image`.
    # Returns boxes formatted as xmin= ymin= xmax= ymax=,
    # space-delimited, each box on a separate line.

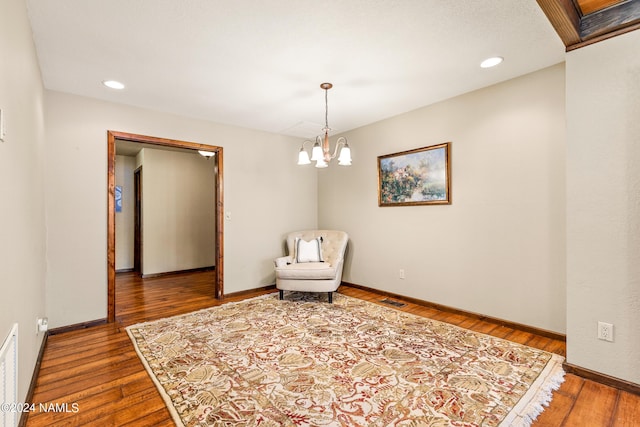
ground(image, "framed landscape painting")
xmin=378 ymin=142 xmax=451 ymax=206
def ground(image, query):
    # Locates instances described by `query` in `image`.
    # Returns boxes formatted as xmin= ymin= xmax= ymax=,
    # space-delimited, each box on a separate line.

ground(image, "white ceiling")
xmin=26 ymin=0 xmax=565 ymax=138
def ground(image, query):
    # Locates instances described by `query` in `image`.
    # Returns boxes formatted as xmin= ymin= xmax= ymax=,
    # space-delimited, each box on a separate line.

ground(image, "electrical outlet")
xmin=36 ymin=317 xmax=49 ymax=334
xmin=597 ymin=321 xmax=614 ymax=342
xmin=399 ymin=269 xmax=405 ymax=279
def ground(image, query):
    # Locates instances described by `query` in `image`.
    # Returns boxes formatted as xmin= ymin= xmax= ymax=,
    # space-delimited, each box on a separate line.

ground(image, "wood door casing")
xmin=133 ymin=167 xmax=142 ymax=274
xmin=107 ymin=130 xmax=224 ymax=323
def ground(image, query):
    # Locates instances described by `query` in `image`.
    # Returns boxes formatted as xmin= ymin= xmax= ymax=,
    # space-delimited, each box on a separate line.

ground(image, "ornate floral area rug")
xmin=126 ymin=293 xmax=564 ymax=426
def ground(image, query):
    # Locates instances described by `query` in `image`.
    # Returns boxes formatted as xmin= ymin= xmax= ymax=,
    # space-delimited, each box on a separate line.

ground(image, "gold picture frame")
xmin=378 ymin=142 xmax=451 ymax=206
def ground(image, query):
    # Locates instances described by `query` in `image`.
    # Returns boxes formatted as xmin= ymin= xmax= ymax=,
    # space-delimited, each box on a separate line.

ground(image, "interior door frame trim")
xmin=133 ymin=166 xmax=142 ymax=274
xmin=107 ymin=130 xmax=224 ymax=323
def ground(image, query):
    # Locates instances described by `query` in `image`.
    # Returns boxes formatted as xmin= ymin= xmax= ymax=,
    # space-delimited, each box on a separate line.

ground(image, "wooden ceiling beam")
xmin=537 ymin=0 xmax=582 ymax=47
xmin=537 ymin=0 xmax=640 ymax=50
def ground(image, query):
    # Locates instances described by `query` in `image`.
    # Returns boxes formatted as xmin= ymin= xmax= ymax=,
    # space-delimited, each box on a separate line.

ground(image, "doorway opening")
xmin=107 ymin=130 xmax=224 ymax=323
xmin=133 ymin=167 xmax=142 ymax=274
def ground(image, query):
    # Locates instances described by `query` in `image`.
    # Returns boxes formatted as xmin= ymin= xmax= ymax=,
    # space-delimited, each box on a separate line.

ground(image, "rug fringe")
xmin=499 ymin=354 xmax=565 ymax=426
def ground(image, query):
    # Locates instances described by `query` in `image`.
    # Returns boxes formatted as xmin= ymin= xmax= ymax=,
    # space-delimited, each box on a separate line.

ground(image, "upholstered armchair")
xmin=274 ymin=230 xmax=349 ymax=303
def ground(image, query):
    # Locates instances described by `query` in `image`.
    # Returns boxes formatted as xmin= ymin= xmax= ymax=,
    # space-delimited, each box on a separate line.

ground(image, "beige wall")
xmin=140 ymin=148 xmax=216 ymax=275
xmin=44 ymin=90 xmax=318 ymax=328
xmin=115 ymin=155 xmax=136 ymax=270
xmin=566 ymin=30 xmax=640 ymax=384
xmin=0 ymin=0 xmax=47 ymax=403
xmin=319 ymin=64 xmax=567 ymax=333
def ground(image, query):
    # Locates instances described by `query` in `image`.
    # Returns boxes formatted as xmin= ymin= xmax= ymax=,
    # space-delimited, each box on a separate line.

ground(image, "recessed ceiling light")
xmin=102 ymin=80 xmax=125 ymax=90
xmin=480 ymin=57 xmax=503 ymax=68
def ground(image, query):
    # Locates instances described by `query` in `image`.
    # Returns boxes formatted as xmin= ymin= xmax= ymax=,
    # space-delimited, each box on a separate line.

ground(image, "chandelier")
xmin=297 ymin=83 xmax=352 ymax=168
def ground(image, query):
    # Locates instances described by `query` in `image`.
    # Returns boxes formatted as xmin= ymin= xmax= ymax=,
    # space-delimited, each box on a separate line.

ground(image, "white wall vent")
xmin=0 ymin=324 xmax=18 ymax=427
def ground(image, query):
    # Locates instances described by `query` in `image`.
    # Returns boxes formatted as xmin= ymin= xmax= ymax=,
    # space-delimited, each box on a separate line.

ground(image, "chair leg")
xmin=279 ymin=290 xmax=284 ymax=300
xmin=328 ymin=292 xmax=333 ymax=304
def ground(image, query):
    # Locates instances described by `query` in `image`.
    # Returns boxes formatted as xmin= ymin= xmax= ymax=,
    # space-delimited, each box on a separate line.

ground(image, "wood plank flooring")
xmin=24 ymin=271 xmax=639 ymax=426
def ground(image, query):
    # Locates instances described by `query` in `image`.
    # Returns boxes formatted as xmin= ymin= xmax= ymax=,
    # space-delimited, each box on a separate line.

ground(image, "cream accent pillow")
xmin=295 ymin=237 xmax=324 ymax=263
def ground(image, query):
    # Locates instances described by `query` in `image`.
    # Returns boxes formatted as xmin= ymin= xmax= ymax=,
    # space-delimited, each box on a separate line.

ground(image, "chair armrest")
xmin=274 ymin=256 xmax=293 ymax=268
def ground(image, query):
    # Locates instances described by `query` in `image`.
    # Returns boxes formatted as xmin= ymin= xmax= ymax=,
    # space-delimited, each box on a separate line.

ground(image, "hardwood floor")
xmin=25 ymin=272 xmax=639 ymax=426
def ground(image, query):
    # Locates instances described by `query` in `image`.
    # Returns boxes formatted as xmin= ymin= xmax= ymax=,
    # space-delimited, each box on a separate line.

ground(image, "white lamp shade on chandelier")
xmin=297 ymin=83 xmax=352 ymax=168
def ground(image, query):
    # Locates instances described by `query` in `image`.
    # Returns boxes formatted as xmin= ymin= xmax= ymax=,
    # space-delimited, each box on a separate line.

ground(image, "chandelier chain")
xmin=324 ymin=88 xmax=329 ymax=131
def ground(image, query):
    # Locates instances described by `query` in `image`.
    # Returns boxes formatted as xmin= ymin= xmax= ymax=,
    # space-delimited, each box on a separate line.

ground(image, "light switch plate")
xmin=0 ymin=108 xmax=5 ymax=142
